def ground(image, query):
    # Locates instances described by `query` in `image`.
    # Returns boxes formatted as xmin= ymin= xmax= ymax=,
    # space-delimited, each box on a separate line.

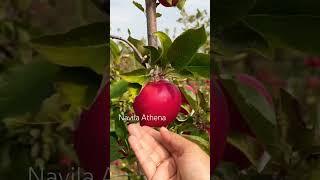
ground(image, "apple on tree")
xmin=158 ymin=0 xmax=179 ymax=7
xmin=212 ymin=79 xmax=230 ymax=170
xmin=133 ymin=79 xmax=182 ymax=127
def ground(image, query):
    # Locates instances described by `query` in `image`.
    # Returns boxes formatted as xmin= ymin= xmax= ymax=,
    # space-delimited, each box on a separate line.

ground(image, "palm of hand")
xmin=128 ymin=124 xmax=210 ymax=180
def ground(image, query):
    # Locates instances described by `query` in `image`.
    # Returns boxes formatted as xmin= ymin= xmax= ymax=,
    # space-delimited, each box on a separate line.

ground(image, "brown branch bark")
xmin=145 ymin=0 xmax=158 ymax=47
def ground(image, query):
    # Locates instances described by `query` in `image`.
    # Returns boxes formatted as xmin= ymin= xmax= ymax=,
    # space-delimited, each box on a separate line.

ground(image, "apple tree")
xmin=109 ymin=0 xmax=210 ymax=178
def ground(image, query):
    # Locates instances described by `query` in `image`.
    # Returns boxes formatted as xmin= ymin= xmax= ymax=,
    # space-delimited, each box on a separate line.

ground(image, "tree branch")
xmin=145 ymin=0 xmax=158 ymax=47
xmin=110 ymin=35 xmax=146 ymax=65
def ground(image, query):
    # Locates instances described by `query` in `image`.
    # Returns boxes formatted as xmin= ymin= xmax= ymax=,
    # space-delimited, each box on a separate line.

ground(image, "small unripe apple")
xmin=159 ymin=0 xmax=179 ymax=7
xmin=133 ymin=80 xmax=182 ymax=127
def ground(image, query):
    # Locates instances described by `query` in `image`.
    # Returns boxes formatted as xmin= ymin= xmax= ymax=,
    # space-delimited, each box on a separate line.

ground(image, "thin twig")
xmin=110 ymin=35 xmax=145 ymax=64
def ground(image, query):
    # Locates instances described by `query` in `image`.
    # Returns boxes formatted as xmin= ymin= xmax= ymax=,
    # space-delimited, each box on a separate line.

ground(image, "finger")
xmin=141 ymin=126 xmax=162 ymax=142
xmin=128 ymin=135 xmax=156 ymax=179
xmin=129 ymin=124 xmax=170 ymax=163
xmin=128 ymin=124 xmax=154 ymax=154
xmin=159 ymin=127 xmax=194 ymax=156
xmin=140 ymin=126 xmax=172 ymax=163
xmin=152 ymin=158 xmax=177 ymax=180
xmin=128 ymin=123 xmax=141 ymax=136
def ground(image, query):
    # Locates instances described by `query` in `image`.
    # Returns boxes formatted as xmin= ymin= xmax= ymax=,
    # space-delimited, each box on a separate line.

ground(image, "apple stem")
xmin=145 ymin=0 xmax=158 ymax=47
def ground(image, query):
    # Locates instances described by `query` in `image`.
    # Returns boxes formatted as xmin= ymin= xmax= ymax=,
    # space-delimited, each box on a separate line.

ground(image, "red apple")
xmin=133 ymin=79 xmax=182 ymax=127
xmin=74 ymin=83 xmax=109 ymax=180
xmin=212 ymin=79 xmax=230 ymax=171
xmin=159 ymin=0 xmax=179 ymax=7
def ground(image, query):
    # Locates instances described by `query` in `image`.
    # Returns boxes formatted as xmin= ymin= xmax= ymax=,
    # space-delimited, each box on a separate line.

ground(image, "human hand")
xmin=127 ymin=124 xmax=210 ymax=180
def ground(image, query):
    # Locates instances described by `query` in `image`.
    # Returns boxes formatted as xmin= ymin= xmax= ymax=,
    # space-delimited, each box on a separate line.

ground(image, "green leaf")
xmin=90 ymin=0 xmax=108 ymax=13
xmin=0 ymin=145 xmax=31 ymax=179
xmin=120 ymin=69 xmax=149 ymax=85
xmin=128 ymin=35 xmax=148 ymax=60
xmin=33 ymin=45 xmax=106 ymax=74
xmin=56 ymin=82 xmax=89 ymax=107
xmin=112 ymin=109 xmax=128 ymax=140
xmin=156 ymin=13 xmax=162 ymax=18
xmin=110 ymin=80 xmax=129 ymax=99
xmin=185 ymin=53 xmax=210 ymax=78
xmin=219 ymin=75 xmax=278 ymax=147
xmin=0 ymin=62 xmax=59 ymax=119
xmin=0 ymin=144 xmax=11 ymax=169
xmin=245 ymin=15 xmax=320 ymax=55
xmin=144 ymin=46 xmax=161 ymax=64
xmin=198 ymin=91 xmax=210 ymax=113
xmin=31 ymin=22 xmax=107 ymax=74
xmin=182 ymin=134 xmax=210 ymax=155
xmin=213 ymin=0 xmax=255 ymax=30
xmin=168 ymin=26 xmax=207 ymax=70
xmin=57 ymin=137 xmax=79 ymax=163
xmin=55 ymin=82 xmax=91 ymax=128
xmin=214 ymin=22 xmax=273 ymax=59
xmin=227 ymin=132 xmax=269 ymax=171
xmin=110 ymin=39 xmax=120 ymax=61
xmin=133 ymin=1 xmax=145 ymax=13
xmin=13 ymin=0 xmax=32 ymax=11
xmin=279 ymin=89 xmax=314 ymax=150
xmin=177 ymin=0 xmax=186 ymax=9
xmin=252 ymin=0 xmax=320 ymax=16
xmin=56 ymin=67 xmax=101 ymax=105
xmin=110 ymin=132 xmax=123 ymax=162
xmin=213 ymin=162 xmax=240 ymax=179
xmin=300 ymin=160 xmax=320 ymax=180
xmin=32 ymin=22 xmax=106 ymax=46
xmin=179 ymin=85 xmax=197 ymax=111
xmin=176 ymin=123 xmax=199 ymax=134
xmin=154 ymin=32 xmax=172 ymax=66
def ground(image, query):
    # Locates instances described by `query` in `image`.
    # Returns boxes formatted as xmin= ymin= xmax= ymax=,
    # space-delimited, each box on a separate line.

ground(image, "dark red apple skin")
xmin=133 ymin=80 xmax=182 ymax=127
xmin=212 ymin=79 xmax=230 ymax=171
xmin=74 ymin=83 xmax=109 ymax=180
xmin=222 ymin=74 xmax=273 ymax=169
xmin=159 ymin=0 xmax=179 ymax=7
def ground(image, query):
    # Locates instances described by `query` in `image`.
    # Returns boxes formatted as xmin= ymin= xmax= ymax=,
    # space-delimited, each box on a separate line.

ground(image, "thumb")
xmin=159 ymin=127 xmax=194 ymax=155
